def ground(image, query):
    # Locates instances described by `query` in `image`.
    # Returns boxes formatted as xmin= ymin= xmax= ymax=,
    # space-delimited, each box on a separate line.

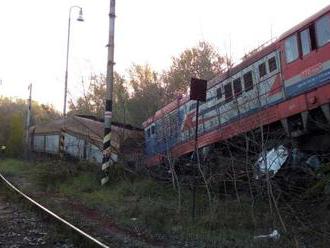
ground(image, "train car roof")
xmin=207 ymin=42 xmax=279 ymax=89
xmin=76 ymin=114 xmax=143 ymax=131
xmin=279 ymin=4 xmax=330 ymax=40
xmin=31 ymin=116 xmax=143 ymax=146
xmin=143 ymin=95 xmax=189 ymax=128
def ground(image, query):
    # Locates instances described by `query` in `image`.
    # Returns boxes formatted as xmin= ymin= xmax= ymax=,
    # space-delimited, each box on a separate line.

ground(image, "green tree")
xmin=7 ymin=113 xmax=24 ymax=157
xmin=68 ymin=42 xmax=229 ymax=126
xmin=113 ymin=73 xmax=129 ymax=124
xmin=32 ymin=102 xmax=60 ymax=124
xmin=69 ymin=73 xmax=129 ymax=122
xmin=69 ymin=66 xmax=165 ymax=127
xmin=69 ymin=75 xmax=106 ymax=118
xmin=162 ymin=41 xmax=229 ymax=100
xmin=0 ymin=96 xmax=60 ymax=155
xmin=126 ymin=64 xmax=165 ymax=126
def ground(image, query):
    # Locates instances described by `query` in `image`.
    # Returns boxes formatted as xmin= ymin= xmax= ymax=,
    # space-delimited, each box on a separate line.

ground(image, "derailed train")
xmin=143 ymin=5 xmax=330 ymax=167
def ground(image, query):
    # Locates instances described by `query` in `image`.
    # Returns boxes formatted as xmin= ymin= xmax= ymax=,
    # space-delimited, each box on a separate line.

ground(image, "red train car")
xmin=143 ymin=5 xmax=330 ymax=167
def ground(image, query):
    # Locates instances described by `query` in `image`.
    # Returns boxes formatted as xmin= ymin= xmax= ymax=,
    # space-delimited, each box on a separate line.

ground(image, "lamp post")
xmin=63 ymin=6 xmax=84 ymax=117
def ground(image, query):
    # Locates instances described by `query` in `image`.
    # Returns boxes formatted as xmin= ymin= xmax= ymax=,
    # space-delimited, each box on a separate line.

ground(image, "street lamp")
xmin=63 ymin=6 xmax=84 ymax=117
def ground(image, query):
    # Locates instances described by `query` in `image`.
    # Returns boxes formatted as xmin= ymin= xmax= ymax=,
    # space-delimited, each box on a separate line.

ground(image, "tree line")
xmin=0 ymin=41 xmax=228 ymax=156
xmin=0 ymin=97 xmax=59 ymax=157
xmin=69 ymin=41 xmax=230 ymax=127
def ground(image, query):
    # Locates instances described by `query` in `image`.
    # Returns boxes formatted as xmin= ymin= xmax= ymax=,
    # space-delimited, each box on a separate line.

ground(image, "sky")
xmin=0 ymin=0 xmax=329 ymax=112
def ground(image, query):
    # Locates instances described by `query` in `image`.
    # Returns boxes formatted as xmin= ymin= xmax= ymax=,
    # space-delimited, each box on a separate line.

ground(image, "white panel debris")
xmin=256 ymin=145 xmax=289 ymax=177
xmin=254 ymin=229 xmax=280 ymax=240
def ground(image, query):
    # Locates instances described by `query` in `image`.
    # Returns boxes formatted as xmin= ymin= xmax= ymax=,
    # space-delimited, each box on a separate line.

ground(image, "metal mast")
xmin=101 ymin=0 xmax=116 ymax=185
xmin=25 ymin=83 xmax=32 ymax=158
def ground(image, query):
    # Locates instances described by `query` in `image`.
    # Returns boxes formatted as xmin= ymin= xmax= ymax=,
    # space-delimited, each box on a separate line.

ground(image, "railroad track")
xmin=0 ymin=172 xmax=110 ymax=248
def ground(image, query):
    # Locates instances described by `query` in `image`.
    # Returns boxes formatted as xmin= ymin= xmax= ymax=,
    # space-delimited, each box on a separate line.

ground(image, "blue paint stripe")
xmin=146 ymin=97 xmax=283 ymax=156
xmin=286 ymin=68 xmax=330 ymax=97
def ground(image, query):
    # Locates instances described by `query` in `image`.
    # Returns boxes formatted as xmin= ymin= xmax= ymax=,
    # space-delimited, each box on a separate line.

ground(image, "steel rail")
xmin=0 ymin=172 xmax=109 ymax=248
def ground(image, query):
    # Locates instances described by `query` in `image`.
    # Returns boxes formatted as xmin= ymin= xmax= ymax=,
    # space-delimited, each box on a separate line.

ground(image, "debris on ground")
xmin=255 ymin=145 xmax=289 ymax=178
xmin=254 ymin=229 xmax=280 ymax=241
xmin=256 ymin=146 xmax=322 ymax=178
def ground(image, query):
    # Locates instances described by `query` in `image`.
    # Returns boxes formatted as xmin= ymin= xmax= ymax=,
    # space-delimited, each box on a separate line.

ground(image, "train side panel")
xmin=144 ymin=6 xmax=330 ymax=166
xmin=145 ymin=50 xmax=283 ymax=164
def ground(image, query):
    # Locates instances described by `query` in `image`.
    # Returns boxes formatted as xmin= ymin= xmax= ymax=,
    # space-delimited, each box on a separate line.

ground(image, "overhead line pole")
xmin=101 ymin=0 xmax=116 ymax=185
xmin=25 ymin=83 xmax=32 ymax=159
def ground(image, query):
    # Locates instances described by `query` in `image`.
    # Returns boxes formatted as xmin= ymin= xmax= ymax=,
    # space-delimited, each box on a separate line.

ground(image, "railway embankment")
xmin=1 ymin=159 xmax=330 ymax=247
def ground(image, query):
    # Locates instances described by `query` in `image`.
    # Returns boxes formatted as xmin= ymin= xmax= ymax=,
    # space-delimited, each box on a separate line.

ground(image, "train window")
xmin=243 ymin=71 xmax=253 ymax=91
xmin=309 ymin=25 xmax=317 ymax=50
xmin=146 ymin=128 xmax=151 ymax=138
xmin=316 ymin=15 xmax=330 ymax=47
xmin=258 ymin=63 xmax=267 ymax=78
xmin=216 ymin=87 xmax=222 ymax=99
xmin=224 ymin=83 xmax=233 ymax=103
xmin=300 ymin=28 xmax=311 ymax=56
xmin=268 ymin=57 xmax=277 ymax=72
xmin=233 ymin=78 xmax=242 ymax=96
xmin=285 ymin=35 xmax=299 ymax=63
xmin=155 ymin=124 xmax=161 ymax=137
xmin=151 ymin=125 xmax=155 ymax=135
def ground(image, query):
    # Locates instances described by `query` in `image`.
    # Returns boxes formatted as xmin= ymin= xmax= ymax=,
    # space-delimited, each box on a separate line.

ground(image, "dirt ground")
xmin=1 ymin=175 xmax=163 ymax=248
xmin=0 ymin=185 xmax=76 ymax=248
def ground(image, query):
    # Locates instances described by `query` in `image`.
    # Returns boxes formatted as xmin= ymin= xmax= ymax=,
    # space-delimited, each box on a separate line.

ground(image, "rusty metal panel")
xmin=45 ymin=135 xmax=59 ymax=154
xmin=87 ymin=143 xmax=102 ymax=163
xmin=33 ymin=135 xmax=45 ymax=152
xmin=64 ymin=133 xmax=84 ymax=159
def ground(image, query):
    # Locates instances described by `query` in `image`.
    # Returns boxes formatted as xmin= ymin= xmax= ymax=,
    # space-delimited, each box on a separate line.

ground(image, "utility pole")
xmin=26 ymin=83 xmax=32 ymax=159
xmin=101 ymin=0 xmax=116 ymax=185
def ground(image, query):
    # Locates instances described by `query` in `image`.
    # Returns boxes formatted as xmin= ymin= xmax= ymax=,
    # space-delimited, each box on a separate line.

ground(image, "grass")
xmin=0 ymin=158 xmax=27 ymax=176
xmin=305 ymin=162 xmax=330 ymax=198
xmin=0 ymin=158 xmax=321 ymax=247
